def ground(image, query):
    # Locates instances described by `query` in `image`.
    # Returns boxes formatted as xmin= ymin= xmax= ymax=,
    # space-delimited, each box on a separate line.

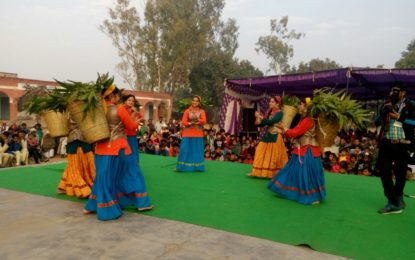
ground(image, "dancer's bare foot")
xmin=56 ymin=189 xmax=66 ymax=194
xmin=82 ymin=209 xmax=95 ymax=214
xmin=311 ymin=201 xmax=320 ymax=205
xmin=138 ymin=205 xmax=154 ymax=212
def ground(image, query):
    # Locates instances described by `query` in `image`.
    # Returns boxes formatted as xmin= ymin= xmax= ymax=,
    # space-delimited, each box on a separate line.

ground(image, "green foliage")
xmin=290 ymin=58 xmax=341 ymax=73
xmin=176 ymin=98 xmax=211 ymax=113
xmin=282 ymin=95 xmax=300 ymax=107
xmin=255 ymin=16 xmax=304 ymax=74
xmin=55 ymin=73 xmax=114 ymax=119
xmin=102 ymin=0 xmax=236 ymax=95
xmin=20 ymin=85 xmax=51 ymax=113
xmin=395 ymin=39 xmax=415 ymax=68
xmin=23 ymin=96 xmax=47 ymax=114
xmin=23 ymin=92 xmax=68 ymax=115
xmin=309 ymin=88 xmax=371 ymax=128
xmin=188 ymin=55 xmax=263 ymax=122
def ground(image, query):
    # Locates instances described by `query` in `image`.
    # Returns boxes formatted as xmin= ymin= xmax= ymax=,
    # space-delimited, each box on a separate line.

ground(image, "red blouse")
xmin=95 ymin=104 xmax=138 ymax=156
xmin=285 ymin=117 xmax=321 ymax=157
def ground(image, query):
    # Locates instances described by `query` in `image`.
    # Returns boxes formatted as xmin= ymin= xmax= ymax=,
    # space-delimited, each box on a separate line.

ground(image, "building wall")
xmin=0 ymin=73 xmax=172 ymax=125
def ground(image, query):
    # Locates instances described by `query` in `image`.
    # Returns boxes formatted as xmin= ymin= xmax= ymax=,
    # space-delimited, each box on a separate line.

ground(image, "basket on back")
xmin=56 ymin=73 xmax=114 ymax=144
xmin=309 ymin=88 xmax=371 ymax=151
xmin=42 ymin=110 xmax=69 ymax=137
xmin=67 ymin=101 xmax=110 ymax=144
xmin=314 ymin=114 xmax=340 ymax=150
xmin=280 ymin=105 xmax=298 ymax=129
xmin=280 ymin=95 xmax=300 ymax=129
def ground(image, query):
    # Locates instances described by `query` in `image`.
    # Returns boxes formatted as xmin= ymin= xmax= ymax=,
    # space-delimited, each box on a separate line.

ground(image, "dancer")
xmin=268 ymin=100 xmax=325 ymax=205
xmin=247 ymin=96 xmax=288 ymax=178
xmin=84 ymin=85 xmax=152 ymax=221
xmin=176 ymin=95 xmax=206 ymax=172
xmin=123 ymin=94 xmax=142 ymax=164
xmin=56 ymin=118 xmax=96 ymax=198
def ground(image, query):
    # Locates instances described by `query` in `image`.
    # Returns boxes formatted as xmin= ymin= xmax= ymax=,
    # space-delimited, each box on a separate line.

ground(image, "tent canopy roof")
xmin=225 ymin=68 xmax=415 ymax=100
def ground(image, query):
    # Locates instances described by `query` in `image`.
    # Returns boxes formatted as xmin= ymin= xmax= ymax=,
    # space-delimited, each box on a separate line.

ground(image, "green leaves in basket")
xmin=54 ymin=73 xmax=115 ymax=119
xmin=176 ymin=98 xmax=211 ymax=112
xmin=282 ymin=95 xmax=300 ymax=107
xmin=309 ymin=87 xmax=371 ymax=128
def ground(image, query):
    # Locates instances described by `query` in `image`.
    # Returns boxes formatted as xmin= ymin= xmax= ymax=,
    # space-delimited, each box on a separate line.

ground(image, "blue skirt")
xmin=85 ymin=149 xmax=152 ymax=221
xmin=127 ymin=135 xmax=139 ymax=164
xmin=176 ymin=137 xmax=205 ymax=172
xmin=267 ymin=148 xmax=325 ymax=205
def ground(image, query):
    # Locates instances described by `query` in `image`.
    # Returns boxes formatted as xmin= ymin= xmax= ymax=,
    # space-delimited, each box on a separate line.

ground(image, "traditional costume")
xmin=268 ymin=117 xmax=326 ymax=204
xmin=85 ymin=86 xmax=152 ymax=220
xmin=176 ymin=97 xmax=207 ymax=172
xmin=250 ymin=108 xmax=288 ymax=178
xmin=124 ymin=103 xmax=141 ymax=164
xmin=57 ymin=119 xmax=96 ymax=198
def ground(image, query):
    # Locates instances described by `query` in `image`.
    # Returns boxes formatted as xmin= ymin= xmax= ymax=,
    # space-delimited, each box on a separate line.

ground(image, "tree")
xmin=255 ymin=16 xmax=304 ymax=74
xmin=395 ymin=39 xmax=415 ymax=68
xmin=218 ymin=18 xmax=239 ymax=57
xmin=188 ymin=55 xmax=263 ymax=122
xmin=102 ymin=0 xmax=234 ymax=95
xmin=100 ymin=0 xmax=146 ymax=89
xmin=290 ymin=58 xmax=341 ymax=73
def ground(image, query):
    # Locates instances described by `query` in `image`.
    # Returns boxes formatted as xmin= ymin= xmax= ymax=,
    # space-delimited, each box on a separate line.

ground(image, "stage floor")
xmin=0 ymin=154 xmax=414 ymax=259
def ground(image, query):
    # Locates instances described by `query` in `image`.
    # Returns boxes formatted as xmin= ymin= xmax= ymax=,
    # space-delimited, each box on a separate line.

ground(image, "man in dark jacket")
xmin=376 ymin=83 xmax=415 ymax=214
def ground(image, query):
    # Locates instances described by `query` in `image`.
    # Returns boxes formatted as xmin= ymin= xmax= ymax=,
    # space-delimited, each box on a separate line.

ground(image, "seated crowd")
xmin=0 ymin=121 xmax=61 ymax=168
xmin=3 ymin=118 xmax=415 ymax=181
xmin=138 ymin=118 xmax=414 ymax=180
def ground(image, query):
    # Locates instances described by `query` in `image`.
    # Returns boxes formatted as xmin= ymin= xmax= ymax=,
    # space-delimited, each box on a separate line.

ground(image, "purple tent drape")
xmin=221 ymin=67 xmax=415 ymax=136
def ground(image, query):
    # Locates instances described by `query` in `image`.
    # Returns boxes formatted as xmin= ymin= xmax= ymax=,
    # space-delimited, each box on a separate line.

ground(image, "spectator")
xmin=6 ymin=133 xmax=22 ymax=166
xmin=147 ymin=119 xmax=156 ymax=134
xmin=145 ymin=139 xmax=156 ymax=154
xmin=154 ymin=116 xmax=167 ymax=133
xmin=34 ymin=123 xmax=43 ymax=144
xmin=204 ymin=151 xmax=212 ymax=160
xmin=41 ymin=132 xmax=56 ymax=161
xmin=168 ymin=142 xmax=180 ymax=157
xmin=18 ymin=131 xmax=29 ymax=165
xmin=27 ymin=132 xmax=41 ymax=164
xmin=0 ymin=132 xmax=10 ymax=167
xmin=0 ymin=121 xmax=8 ymax=133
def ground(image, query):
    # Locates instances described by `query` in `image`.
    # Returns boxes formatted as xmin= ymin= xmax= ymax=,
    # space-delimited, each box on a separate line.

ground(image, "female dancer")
xmin=268 ymin=100 xmax=326 ymax=205
xmin=84 ymin=85 xmax=152 ymax=220
xmin=247 ymin=96 xmax=288 ymax=178
xmin=176 ymin=95 xmax=206 ymax=172
xmin=123 ymin=94 xmax=142 ymax=164
xmin=57 ymin=118 xmax=96 ymax=198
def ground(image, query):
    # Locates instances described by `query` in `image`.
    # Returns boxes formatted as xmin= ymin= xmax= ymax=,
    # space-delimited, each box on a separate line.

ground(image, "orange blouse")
xmin=123 ymin=104 xmax=142 ymax=136
xmin=181 ymin=107 xmax=206 ymax=138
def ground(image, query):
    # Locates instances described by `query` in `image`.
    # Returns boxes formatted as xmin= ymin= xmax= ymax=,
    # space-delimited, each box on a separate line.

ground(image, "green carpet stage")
xmin=1 ymin=154 xmax=414 ymax=259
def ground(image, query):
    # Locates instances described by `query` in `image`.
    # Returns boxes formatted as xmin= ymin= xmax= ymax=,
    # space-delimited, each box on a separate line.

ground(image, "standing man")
xmin=154 ymin=116 xmax=167 ymax=133
xmin=376 ymin=83 xmax=415 ymax=214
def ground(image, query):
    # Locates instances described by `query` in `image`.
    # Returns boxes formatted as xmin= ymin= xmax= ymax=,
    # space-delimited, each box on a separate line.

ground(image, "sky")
xmin=1 ymin=0 xmax=414 ymax=88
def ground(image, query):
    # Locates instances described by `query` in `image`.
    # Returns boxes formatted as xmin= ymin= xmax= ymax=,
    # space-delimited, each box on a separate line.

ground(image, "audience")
xmin=1 ymin=118 xmax=414 ymax=182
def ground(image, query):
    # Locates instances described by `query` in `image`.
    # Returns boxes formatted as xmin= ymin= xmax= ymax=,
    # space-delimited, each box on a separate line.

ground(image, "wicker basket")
xmin=42 ymin=110 xmax=69 ymax=137
xmin=280 ymin=105 xmax=298 ymax=129
xmin=314 ymin=115 xmax=340 ymax=150
xmin=67 ymin=101 xmax=110 ymax=144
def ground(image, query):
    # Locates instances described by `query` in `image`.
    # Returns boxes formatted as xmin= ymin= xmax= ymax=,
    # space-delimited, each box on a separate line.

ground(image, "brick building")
xmin=0 ymin=72 xmax=172 ymax=124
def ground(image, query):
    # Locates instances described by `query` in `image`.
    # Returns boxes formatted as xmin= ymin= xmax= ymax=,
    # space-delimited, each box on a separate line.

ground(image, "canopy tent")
xmin=219 ymin=67 xmax=415 ymax=135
